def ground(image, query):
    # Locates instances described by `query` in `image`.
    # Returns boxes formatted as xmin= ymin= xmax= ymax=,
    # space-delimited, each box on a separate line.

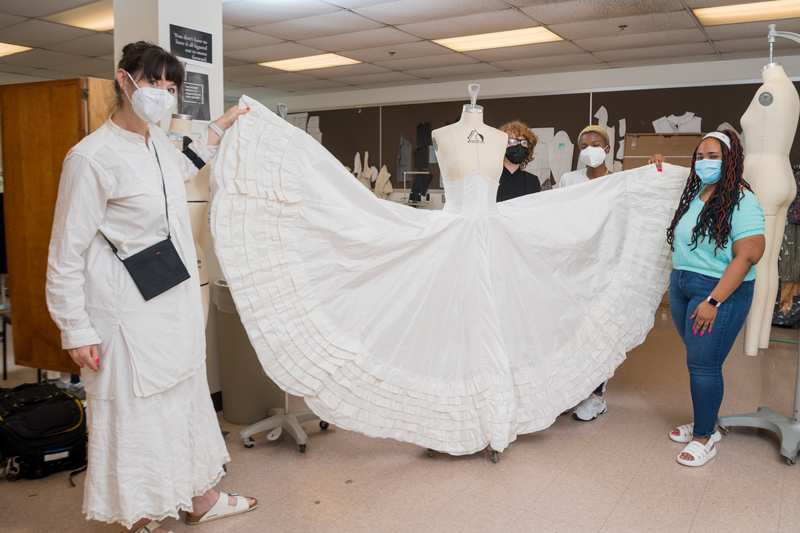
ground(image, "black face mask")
xmin=505 ymin=144 xmax=529 ymax=165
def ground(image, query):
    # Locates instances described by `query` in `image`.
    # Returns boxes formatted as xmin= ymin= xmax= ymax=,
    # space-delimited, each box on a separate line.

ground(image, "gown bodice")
xmin=442 ymin=170 xmax=500 ymax=216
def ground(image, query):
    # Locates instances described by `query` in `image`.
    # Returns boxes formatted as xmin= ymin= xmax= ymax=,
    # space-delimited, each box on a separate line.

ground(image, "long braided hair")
xmin=666 ymin=130 xmax=750 ymax=255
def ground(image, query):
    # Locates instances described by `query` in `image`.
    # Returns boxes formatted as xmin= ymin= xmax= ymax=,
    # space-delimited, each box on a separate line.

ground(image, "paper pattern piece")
xmin=547 ymin=130 xmax=574 ymax=184
xmin=653 ymin=112 xmax=702 ymax=133
xmin=527 ymin=127 xmax=555 ymax=185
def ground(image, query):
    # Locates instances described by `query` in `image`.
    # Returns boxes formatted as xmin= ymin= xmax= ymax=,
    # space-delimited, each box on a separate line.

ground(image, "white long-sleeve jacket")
xmin=46 ymin=118 xmax=218 ymax=398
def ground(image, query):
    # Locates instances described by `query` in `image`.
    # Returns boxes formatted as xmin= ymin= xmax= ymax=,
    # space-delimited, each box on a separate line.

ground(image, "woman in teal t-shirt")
xmin=665 ymin=130 xmax=765 ymax=467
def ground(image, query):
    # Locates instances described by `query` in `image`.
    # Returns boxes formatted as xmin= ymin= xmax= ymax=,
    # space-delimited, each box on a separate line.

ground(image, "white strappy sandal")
xmin=134 ymin=521 xmax=173 ymax=533
xmin=184 ymin=491 xmax=258 ymax=525
xmin=677 ymin=439 xmax=717 ymax=467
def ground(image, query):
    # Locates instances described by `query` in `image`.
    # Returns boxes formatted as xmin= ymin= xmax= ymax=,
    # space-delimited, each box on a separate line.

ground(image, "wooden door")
xmin=0 ymin=78 xmax=112 ymax=373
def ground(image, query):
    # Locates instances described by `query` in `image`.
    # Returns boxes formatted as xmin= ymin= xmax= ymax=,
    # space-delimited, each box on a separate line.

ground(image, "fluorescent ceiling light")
xmin=433 ymin=27 xmax=562 ymax=52
xmin=43 ymin=0 xmax=114 ymax=31
xmin=694 ymin=0 xmax=800 ymax=26
xmin=0 ymin=43 xmax=31 ymax=58
xmin=260 ymin=53 xmax=360 ymax=71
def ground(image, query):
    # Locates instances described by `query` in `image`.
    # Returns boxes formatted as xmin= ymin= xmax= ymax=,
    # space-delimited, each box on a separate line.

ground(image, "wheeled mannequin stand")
xmin=717 ymin=340 xmax=800 ymax=465
xmin=240 ymin=391 xmax=329 ymax=453
xmin=717 ymin=25 xmax=800 ymax=466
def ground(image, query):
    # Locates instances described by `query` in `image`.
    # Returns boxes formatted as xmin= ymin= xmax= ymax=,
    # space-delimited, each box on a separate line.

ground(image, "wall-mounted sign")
xmin=183 ymin=71 xmax=210 ymax=121
xmin=170 ymin=24 xmax=212 ymax=65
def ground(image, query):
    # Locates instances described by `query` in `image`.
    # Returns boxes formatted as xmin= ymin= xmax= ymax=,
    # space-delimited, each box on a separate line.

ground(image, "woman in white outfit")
xmin=46 ymin=42 xmax=255 ymax=533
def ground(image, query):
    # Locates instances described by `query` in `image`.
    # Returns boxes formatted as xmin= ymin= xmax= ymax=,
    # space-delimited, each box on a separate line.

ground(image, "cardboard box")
xmin=623 ymin=133 xmax=704 ymax=170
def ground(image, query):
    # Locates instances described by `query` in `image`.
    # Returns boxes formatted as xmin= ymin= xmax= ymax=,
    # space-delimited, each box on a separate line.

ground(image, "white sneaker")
xmin=572 ymin=394 xmax=607 ymax=421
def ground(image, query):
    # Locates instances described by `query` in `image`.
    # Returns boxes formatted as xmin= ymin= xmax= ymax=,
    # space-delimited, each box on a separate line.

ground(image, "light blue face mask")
xmin=695 ymin=159 xmax=722 ymax=185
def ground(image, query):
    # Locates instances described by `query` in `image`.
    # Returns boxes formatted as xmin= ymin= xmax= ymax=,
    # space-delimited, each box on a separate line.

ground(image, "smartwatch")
xmin=706 ymin=296 xmax=721 ymax=308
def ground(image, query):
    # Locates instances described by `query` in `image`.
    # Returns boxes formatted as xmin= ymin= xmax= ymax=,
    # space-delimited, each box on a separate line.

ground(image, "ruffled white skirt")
xmin=83 ymin=359 xmax=229 ymax=528
xmin=212 ymin=96 xmax=685 ymax=455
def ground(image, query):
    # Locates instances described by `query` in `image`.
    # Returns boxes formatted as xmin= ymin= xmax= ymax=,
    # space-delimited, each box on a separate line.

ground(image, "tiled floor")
xmin=1 ymin=315 xmax=799 ymax=532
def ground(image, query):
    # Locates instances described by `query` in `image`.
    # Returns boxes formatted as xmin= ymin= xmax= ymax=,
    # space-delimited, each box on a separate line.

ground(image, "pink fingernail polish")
xmin=700 ymin=332 xmax=703 ymax=337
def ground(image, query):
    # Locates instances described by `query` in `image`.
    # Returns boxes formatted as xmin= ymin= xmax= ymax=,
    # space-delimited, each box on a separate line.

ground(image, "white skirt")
xmin=212 ymin=96 xmax=686 ymax=456
xmin=83 ymin=355 xmax=229 ymax=528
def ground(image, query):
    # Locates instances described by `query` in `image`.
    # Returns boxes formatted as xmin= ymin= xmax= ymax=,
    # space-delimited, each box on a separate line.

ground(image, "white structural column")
xmin=112 ymin=0 xmax=225 ymax=393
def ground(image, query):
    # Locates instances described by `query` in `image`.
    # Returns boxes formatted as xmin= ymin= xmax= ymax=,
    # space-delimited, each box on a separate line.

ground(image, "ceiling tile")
xmin=512 ymin=63 xmax=610 ymax=77
xmin=332 ymin=71 xmax=421 ymax=85
xmin=224 ymin=42 xmax=325 ymax=63
xmin=373 ymin=53 xmax=478 ymax=70
xmin=340 ymin=40 xmax=453 ymax=62
xmin=519 ymin=0 xmax=685 ymax=25
xmin=224 ymin=63 xmax=280 ymax=79
xmin=48 ymin=56 xmax=114 ymax=77
xmin=426 ymin=70 xmax=517 ymax=83
xmin=295 ymin=85 xmax=356 ymax=95
xmin=223 ymin=29 xmax=283 ymax=51
xmin=488 ymin=52 xmax=603 ymax=71
xmin=0 ymin=13 xmax=26 ymax=30
xmin=41 ymin=31 xmax=113 ymax=57
xmin=250 ymin=10 xmax=384 ymax=41
xmin=0 ymin=19 xmax=96 ymax=47
xmin=595 ymin=42 xmax=716 ymax=62
xmin=607 ymin=54 xmax=720 ymax=69
xmin=228 ymin=86 xmax=294 ymax=100
xmin=575 ymin=28 xmax=707 ymax=52
xmin=299 ymin=62 xmax=392 ymax=79
xmin=222 ymin=0 xmax=341 ymax=27
xmin=405 ymin=62 xmax=505 ymax=79
xmin=297 ymin=27 xmax=420 ymax=52
xmin=223 ymin=57 xmax=248 ymax=68
xmin=357 ymin=78 xmax=436 ymax=89
xmin=705 ymin=18 xmax=800 ymax=40
xmin=548 ymin=10 xmax=697 ymax=40
xmin=0 ymin=64 xmax=58 ymax=77
xmin=223 ymin=80 xmax=256 ymax=91
xmin=685 ymin=0 xmax=757 ymax=7
xmin=463 ymin=40 xmax=583 ymax=62
xmin=322 ymin=0 xmax=398 ymax=7
xmin=352 ymin=0 xmax=511 ymax=25
xmin=0 ymin=0 xmax=98 ymax=17
xmin=721 ymin=49 xmax=797 ymax=61
xmin=236 ymin=72 xmax=318 ymax=86
xmin=267 ymin=79 xmax=351 ymax=92
xmin=397 ymin=8 xmax=534 ymax=40
xmin=714 ymin=36 xmax=796 ymax=54
xmin=0 ymin=48 xmax=87 ymax=68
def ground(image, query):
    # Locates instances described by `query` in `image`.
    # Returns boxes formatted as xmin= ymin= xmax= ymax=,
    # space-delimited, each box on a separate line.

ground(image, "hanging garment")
xmin=652 ymin=112 xmax=702 ymax=133
xmin=397 ymin=135 xmax=412 ymax=183
xmin=417 ymin=122 xmax=432 ymax=146
xmin=374 ymin=165 xmax=393 ymax=199
xmin=212 ymin=97 xmax=686 ymax=455
xmin=353 ymin=152 xmax=362 ymax=177
xmin=413 ymin=145 xmax=429 ymax=170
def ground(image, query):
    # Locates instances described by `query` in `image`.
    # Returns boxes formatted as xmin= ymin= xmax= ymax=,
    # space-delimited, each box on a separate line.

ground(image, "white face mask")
xmin=124 ymin=71 xmax=175 ymax=124
xmin=579 ymin=146 xmax=607 ymax=168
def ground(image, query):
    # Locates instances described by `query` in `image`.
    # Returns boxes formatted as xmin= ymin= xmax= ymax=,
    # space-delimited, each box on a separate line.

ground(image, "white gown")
xmin=212 ymin=96 xmax=685 ymax=455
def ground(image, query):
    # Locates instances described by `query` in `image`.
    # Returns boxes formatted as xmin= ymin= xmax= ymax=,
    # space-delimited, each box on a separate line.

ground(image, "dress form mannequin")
xmin=740 ymin=63 xmax=800 ymax=355
xmin=431 ymin=84 xmax=506 ymax=182
xmin=169 ymin=113 xmax=212 ymax=326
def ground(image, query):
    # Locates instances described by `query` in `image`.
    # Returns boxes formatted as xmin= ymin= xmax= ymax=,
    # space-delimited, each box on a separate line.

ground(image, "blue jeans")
xmin=669 ymin=269 xmax=754 ymax=438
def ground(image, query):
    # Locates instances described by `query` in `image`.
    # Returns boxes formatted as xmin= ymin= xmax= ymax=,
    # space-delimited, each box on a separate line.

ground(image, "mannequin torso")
xmin=431 ymin=107 xmax=506 ymax=183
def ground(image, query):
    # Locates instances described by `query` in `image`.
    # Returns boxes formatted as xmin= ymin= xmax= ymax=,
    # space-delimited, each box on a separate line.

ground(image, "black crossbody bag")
xmin=103 ymin=143 xmax=190 ymax=301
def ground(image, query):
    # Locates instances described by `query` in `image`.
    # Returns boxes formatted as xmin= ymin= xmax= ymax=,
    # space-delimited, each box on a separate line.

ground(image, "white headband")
xmin=702 ymin=131 xmax=731 ymax=149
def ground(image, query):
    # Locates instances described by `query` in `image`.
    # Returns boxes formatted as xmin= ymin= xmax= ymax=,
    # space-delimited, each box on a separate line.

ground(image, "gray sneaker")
xmin=572 ymin=393 xmax=607 ymax=421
